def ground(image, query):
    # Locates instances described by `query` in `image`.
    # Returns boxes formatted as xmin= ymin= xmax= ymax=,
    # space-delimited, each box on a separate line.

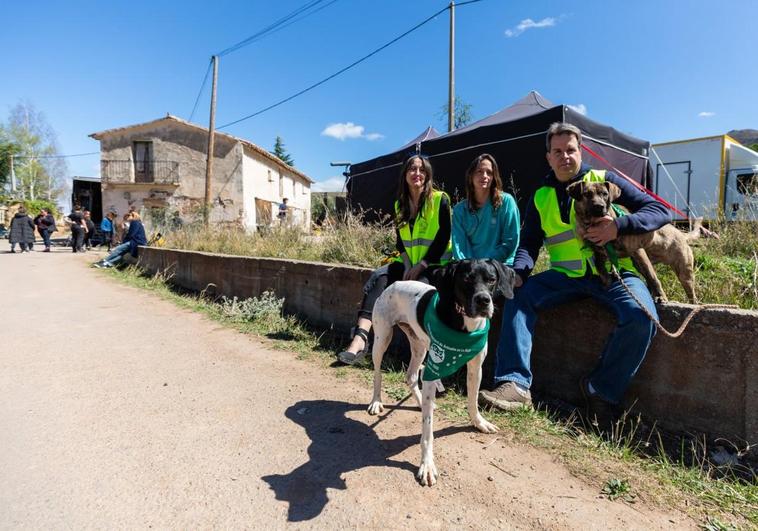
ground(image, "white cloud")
xmin=698 ymin=111 xmax=716 ymax=118
xmin=568 ymin=103 xmax=587 ymax=115
xmin=312 ymin=176 xmax=346 ymax=192
xmin=321 ymin=121 xmax=383 ymax=141
xmin=321 ymin=122 xmax=364 ymax=140
xmin=505 ymin=17 xmax=558 ymax=38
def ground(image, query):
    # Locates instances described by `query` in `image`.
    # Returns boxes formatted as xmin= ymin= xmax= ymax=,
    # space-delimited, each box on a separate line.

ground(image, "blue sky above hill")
xmin=2 ymin=0 xmax=756 ymax=192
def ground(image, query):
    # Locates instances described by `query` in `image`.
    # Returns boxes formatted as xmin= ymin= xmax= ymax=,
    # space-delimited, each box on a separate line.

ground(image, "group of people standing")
xmin=337 ymin=121 xmax=671 ymax=430
xmin=6 ymin=204 xmax=140 ymax=259
xmin=8 ymin=206 xmax=56 ymax=253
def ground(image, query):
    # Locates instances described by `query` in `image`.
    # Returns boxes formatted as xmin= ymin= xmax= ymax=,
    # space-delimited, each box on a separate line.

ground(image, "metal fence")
xmin=101 ymin=160 xmax=180 ymax=184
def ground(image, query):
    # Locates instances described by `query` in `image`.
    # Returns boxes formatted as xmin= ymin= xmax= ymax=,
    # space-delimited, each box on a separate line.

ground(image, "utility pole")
xmin=204 ymin=55 xmax=219 ymax=225
xmin=9 ymin=154 xmax=16 ymax=193
xmin=448 ymin=0 xmax=455 ymax=133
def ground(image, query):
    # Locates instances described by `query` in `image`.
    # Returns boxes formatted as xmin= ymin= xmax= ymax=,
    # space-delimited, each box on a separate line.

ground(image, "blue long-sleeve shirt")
xmin=124 ymin=219 xmax=148 ymax=257
xmin=513 ymin=164 xmax=672 ymax=283
xmin=101 ymin=217 xmax=113 ymax=234
xmin=452 ymin=191 xmax=520 ymax=265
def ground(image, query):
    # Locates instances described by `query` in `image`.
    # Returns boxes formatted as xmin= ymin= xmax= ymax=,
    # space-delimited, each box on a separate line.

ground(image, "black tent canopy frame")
xmin=347 ymin=91 xmax=651 ymax=221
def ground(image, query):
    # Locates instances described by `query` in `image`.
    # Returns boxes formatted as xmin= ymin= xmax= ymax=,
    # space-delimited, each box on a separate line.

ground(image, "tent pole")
xmin=448 ymin=1 xmax=455 ymax=132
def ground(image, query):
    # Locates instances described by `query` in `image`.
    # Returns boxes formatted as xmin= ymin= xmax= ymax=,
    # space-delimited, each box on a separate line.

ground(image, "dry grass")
xmin=163 ymin=213 xmax=394 ymax=268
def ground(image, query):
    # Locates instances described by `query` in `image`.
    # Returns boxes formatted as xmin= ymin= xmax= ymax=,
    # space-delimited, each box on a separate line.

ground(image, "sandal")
xmin=337 ymin=327 xmax=370 ymax=365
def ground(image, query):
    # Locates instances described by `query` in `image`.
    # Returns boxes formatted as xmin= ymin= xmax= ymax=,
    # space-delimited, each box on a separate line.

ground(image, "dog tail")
xmin=685 ymin=217 xmax=720 ymax=242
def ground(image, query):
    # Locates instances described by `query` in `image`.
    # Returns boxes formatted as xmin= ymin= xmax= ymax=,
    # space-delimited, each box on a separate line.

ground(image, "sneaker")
xmin=579 ymin=377 xmax=620 ymax=433
xmin=479 ymin=381 xmax=532 ymax=411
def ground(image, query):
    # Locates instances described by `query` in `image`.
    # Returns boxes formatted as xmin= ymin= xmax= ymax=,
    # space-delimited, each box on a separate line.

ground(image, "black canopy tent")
xmin=347 ymin=91 xmax=651 ymax=220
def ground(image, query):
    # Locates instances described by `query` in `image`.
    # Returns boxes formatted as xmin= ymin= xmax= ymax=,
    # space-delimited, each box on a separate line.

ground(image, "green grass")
xmin=104 ymin=265 xmax=757 ymax=528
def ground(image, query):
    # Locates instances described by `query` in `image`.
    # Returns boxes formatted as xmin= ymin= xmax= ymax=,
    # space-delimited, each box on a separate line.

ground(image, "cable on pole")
xmin=189 ymin=59 xmax=214 ymax=122
xmin=218 ymin=4 xmax=451 ymax=129
xmin=217 ymin=0 xmax=335 ymax=57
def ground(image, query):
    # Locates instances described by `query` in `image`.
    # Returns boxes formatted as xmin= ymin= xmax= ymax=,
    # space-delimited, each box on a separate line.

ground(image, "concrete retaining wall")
xmin=137 ymin=247 xmax=757 ymax=444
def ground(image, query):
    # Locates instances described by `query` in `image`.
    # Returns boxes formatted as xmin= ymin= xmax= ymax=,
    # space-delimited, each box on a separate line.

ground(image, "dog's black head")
xmin=430 ymin=259 xmax=516 ymax=320
xmin=566 ymin=180 xmax=621 ymax=219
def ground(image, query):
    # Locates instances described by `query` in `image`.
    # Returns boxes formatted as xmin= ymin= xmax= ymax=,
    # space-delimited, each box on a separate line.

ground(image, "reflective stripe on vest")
xmin=534 ymin=170 xmax=637 ymax=278
xmin=394 ymin=190 xmax=452 ymax=266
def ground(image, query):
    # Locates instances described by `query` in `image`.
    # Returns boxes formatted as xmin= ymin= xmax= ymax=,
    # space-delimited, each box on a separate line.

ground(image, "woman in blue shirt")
xmin=452 ymin=153 xmax=520 ymax=264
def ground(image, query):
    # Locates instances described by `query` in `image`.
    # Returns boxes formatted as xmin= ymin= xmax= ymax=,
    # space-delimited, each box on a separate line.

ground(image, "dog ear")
xmin=605 ymin=182 xmax=621 ymax=202
xmin=487 ymin=259 xmax=516 ymax=300
xmin=566 ymin=181 xmax=584 ymax=200
xmin=428 ymin=260 xmax=459 ymax=298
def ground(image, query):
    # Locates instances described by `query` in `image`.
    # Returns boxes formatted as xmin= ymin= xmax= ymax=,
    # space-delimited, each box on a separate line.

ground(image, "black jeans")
xmin=357 ymin=261 xmax=436 ymax=320
xmin=39 ymin=229 xmax=51 ymax=249
xmin=71 ymin=225 xmax=85 ymax=252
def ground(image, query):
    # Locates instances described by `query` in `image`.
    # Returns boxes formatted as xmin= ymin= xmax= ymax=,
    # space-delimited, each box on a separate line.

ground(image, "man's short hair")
xmin=546 ymin=122 xmax=582 ymax=151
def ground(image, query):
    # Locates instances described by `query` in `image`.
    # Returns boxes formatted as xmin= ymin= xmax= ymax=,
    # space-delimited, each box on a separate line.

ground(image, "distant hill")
xmin=728 ymin=129 xmax=758 ymax=147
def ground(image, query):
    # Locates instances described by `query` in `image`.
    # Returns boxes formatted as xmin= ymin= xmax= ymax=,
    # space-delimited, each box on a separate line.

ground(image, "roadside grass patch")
xmin=104 ymin=265 xmax=756 ymax=528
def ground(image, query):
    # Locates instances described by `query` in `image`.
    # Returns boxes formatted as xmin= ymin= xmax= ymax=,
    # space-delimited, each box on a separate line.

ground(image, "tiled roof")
xmin=89 ymin=114 xmax=314 ymax=183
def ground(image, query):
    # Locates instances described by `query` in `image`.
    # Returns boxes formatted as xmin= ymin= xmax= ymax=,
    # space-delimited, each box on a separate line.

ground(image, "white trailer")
xmin=649 ymin=135 xmax=758 ymax=221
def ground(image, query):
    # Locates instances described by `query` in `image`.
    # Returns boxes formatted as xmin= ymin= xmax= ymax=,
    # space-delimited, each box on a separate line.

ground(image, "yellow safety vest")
xmin=394 ymin=190 xmax=452 ymax=268
xmin=534 ymin=170 xmax=637 ymax=277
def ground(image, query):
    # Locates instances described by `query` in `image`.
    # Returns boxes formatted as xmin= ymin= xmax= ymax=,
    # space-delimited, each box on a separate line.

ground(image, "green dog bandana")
xmin=422 ymin=292 xmax=490 ymax=381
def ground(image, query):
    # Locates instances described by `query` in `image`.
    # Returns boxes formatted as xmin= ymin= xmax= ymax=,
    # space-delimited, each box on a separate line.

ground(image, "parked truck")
xmin=649 ymin=135 xmax=758 ymax=221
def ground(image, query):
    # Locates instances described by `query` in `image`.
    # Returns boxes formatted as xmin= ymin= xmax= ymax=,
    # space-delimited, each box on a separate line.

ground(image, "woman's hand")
xmin=403 ymin=261 xmax=428 ymax=281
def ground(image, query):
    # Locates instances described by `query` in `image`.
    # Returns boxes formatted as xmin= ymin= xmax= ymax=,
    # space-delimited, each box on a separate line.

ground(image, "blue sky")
xmin=2 ymin=0 xmax=757 ymax=192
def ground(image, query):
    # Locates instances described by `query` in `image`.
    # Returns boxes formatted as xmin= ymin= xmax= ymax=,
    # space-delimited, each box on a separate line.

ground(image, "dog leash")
xmin=608 ymin=263 xmax=737 ymax=339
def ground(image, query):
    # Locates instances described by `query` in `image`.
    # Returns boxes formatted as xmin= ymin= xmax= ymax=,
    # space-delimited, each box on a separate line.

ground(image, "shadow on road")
xmin=261 ymin=399 xmax=469 ymax=522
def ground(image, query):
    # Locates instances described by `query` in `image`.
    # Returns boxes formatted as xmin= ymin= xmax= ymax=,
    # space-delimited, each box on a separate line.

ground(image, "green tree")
xmin=437 ymin=95 xmax=474 ymax=131
xmin=271 ymin=136 xmax=295 ymax=166
xmin=0 ymin=101 xmax=67 ymax=201
xmin=0 ymin=141 xmax=20 ymax=187
xmin=749 ymin=143 xmax=758 ymax=152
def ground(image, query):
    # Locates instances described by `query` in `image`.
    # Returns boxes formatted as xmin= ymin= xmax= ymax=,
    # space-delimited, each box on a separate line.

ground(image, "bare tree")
xmin=1 ymin=101 xmax=67 ymax=200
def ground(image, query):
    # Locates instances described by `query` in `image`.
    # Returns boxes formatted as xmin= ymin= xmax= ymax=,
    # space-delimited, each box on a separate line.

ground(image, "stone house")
xmin=89 ymin=115 xmax=313 ymax=230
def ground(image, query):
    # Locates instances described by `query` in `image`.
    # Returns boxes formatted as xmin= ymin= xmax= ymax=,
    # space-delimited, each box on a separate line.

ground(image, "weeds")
xmin=601 ymin=478 xmax=634 ymax=501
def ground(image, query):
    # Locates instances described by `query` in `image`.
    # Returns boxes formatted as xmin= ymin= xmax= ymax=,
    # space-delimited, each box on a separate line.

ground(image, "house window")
xmin=279 ymin=173 xmax=284 ymax=197
xmin=292 ymin=179 xmax=296 ymax=198
xmin=268 ymin=169 xmax=273 ymax=182
xmin=133 ymin=141 xmax=153 ymax=183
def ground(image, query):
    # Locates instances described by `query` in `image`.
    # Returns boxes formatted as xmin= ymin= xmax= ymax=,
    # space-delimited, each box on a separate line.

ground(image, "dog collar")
xmin=422 ymin=292 xmax=490 ymax=381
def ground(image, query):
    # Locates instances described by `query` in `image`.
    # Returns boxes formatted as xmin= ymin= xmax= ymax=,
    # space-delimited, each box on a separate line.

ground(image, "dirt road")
xmin=0 ymin=248 xmax=692 ymax=529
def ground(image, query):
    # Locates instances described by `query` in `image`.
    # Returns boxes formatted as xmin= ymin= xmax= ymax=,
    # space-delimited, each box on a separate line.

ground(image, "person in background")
xmin=93 ymin=211 xmax=147 ymax=268
xmin=83 ymin=210 xmax=96 ymax=250
xmin=278 ymin=198 xmax=289 ymax=225
xmin=9 ymin=206 xmax=35 ymax=253
xmin=452 ymin=153 xmax=520 ymax=265
xmin=336 ymin=154 xmax=452 ymax=365
xmin=100 ymin=211 xmax=116 ymax=251
xmin=34 ymin=208 xmax=57 ymax=252
xmin=68 ymin=205 xmax=86 ymax=253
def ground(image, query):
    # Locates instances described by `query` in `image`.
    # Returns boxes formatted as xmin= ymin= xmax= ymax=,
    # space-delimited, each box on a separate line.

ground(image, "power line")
xmin=189 ymin=59 xmax=213 ymax=122
xmin=218 ymin=4 xmax=451 ymax=129
xmin=217 ymin=0 xmax=335 ymax=57
xmin=12 ymin=152 xmax=100 ymax=159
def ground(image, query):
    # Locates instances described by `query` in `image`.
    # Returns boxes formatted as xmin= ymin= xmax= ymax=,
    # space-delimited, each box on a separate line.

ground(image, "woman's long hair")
xmin=465 ymin=153 xmax=503 ymax=211
xmin=395 ymin=155 xmax=434 ymax=225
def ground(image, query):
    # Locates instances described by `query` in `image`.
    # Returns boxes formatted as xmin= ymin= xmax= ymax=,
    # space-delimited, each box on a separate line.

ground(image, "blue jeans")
xmin=104 ymin=242 xmax=131 ymax=265
xmin=494 ymin=269 xmax=657 ymax=404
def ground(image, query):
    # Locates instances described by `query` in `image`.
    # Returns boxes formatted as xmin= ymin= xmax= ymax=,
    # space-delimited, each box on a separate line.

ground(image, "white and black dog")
xmin=367 ymin=259 xmax=516 ymax=486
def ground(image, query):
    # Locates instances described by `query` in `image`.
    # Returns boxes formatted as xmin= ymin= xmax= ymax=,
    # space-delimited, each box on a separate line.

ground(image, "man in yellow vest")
xmin=479 ymin=122 xmax=671 ymax=430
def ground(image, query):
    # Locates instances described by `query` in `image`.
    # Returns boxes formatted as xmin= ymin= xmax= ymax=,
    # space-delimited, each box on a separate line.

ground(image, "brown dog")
xmin=567 ymin=180 xmax=706 ymax=303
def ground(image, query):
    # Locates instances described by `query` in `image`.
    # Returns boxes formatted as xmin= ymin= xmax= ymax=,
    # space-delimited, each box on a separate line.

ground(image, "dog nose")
xmin=474 ymin=292 xmax=491 ymax=307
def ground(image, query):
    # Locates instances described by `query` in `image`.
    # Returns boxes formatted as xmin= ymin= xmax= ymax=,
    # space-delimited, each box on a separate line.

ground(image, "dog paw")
xmin=417 ymin=459 xmax=438 ymax=486
xmin=473 ymin=416 xmax=499 ymax=434
xmin=367 ymin=401 xmax=384 ymax=415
